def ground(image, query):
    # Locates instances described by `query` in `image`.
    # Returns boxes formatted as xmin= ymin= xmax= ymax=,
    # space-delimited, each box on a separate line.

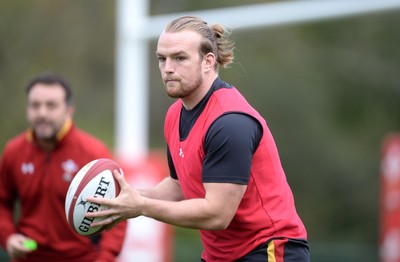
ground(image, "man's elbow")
xmin=206 ymin=216 xmax=232 ymax=230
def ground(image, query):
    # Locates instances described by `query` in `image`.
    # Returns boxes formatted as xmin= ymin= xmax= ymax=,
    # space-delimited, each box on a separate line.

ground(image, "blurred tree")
xmin=0 ymin=0 xmax=116 ymax=148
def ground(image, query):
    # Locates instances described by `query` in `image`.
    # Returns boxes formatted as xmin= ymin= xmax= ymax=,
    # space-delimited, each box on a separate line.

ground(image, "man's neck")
xmin=37 ymin=138 xmax=57 ymax=152
xmin=181 ymin=74 xmax=218 ymax=110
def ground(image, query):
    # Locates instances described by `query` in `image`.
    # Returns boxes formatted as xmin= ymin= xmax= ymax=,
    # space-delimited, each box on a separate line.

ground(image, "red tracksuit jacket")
xmin=0 ymin=122 xmax=127 ymax=262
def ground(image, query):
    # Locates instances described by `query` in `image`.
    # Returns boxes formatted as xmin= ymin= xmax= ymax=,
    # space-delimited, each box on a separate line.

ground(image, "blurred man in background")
xmin=0 ymin=72 xmax=127 ymax=262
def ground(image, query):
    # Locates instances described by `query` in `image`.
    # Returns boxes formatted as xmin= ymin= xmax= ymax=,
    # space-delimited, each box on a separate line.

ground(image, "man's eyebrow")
xmin=156 ymin=51 xmax=188 ymax=57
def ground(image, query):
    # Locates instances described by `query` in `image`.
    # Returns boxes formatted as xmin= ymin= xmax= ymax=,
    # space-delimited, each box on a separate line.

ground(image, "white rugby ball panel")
xmin=65 ymin=158 xmax=122 ymax=236
xmin=71 ymin=169 xmax=117 ymax=235
xmin=65 ymin=159 xmax=99 ymax=219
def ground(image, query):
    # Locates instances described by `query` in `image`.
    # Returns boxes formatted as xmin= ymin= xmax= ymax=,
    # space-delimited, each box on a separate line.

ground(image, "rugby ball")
xmin=65 ymin=158 xmax=123 ymax=236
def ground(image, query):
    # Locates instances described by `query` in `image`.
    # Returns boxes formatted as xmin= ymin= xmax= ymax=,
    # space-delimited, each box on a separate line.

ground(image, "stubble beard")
xmin=32 ymin=120 xmax=59 ymax=142
xmin=164 ymin=68 xmax=203 ymax=99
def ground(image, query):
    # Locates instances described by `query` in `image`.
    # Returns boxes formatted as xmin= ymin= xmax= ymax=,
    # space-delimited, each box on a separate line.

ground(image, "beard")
xmin=32 ymin=120 xmax=59 ymax=141
xmin=164 ymin=67 xmax=203 ymax=99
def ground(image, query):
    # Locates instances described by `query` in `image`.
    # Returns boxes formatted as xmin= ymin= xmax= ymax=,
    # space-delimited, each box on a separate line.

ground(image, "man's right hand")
xmin=6 ymin=233 xmax=35 ymax=259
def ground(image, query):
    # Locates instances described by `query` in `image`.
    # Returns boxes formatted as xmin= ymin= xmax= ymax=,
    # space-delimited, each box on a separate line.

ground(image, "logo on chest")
xmin=179 ymin=148 xmax=185 ymax=158
xmin=62 ymin=159 xmax=78 ymax=182
xmin=21 ymin=162 xmax=34 ymax=175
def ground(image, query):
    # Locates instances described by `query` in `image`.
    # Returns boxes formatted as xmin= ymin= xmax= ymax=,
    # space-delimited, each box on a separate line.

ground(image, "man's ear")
xmin=68 ymin=105 xmax=75 ymax=118
xmin=203 ymin=52 xmax=217 ymax=72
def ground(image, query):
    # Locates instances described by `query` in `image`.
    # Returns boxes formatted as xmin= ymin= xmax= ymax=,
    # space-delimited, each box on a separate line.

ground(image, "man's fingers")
xmin=84 ymin=205 xmax=113 ymax=217
xmin=113 ymin=169 xmax=129 ymax=190
xmin=85 ymin=195 xmax=112 ymax=206
xmin=105 ymin=215 xmax=120 ymax=230
xmin=90 ymin=215 xmax=120 ymax=227
xmin=84 ymin=168 xmax=128 ymax=222
xmin=7 ymin=235 xmax=33 ymax=259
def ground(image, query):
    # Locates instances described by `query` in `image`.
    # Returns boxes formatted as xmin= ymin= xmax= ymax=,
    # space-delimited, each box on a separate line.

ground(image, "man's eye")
xmin=29 ymin=103 xmax=40 ymax=110
xmin=158 ymin=57 xmax=166 ymax=62
xmin=46 ymin=103 xmax=57 ymax=109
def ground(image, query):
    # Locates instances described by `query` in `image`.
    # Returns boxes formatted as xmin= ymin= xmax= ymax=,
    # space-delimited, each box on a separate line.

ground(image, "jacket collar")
xmin=26 ymin=119 xmax=73 ymax=143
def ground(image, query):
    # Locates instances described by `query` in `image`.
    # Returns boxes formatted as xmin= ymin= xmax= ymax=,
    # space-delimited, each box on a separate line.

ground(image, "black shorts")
xmin=200 ymin=238 xmax=310 ymax=262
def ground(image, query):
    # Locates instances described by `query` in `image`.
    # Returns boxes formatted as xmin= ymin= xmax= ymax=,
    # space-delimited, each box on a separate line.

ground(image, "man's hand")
xmin=85 ymin=169 xmax=144 ymax=229
xmin=6 ymin=234 xmax=36 ymax=259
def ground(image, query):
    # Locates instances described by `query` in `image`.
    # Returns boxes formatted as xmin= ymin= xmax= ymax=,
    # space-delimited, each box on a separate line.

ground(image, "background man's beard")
xmin=33 ymin=124 xmax=58 ymax=141
xmin=35 ymin=132 xmax=57 ymax=141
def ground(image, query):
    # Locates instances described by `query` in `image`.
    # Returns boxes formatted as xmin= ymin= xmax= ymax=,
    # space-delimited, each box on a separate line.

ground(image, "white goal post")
xmin=115 ymin=0 xmax=400 ymax=159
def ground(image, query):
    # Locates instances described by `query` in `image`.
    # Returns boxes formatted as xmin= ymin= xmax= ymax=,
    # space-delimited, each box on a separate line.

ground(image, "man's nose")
xmin=164 ymin=58 xmax=174 ymax=73
xmin=37 ymin=104 xmax=49 ymax=116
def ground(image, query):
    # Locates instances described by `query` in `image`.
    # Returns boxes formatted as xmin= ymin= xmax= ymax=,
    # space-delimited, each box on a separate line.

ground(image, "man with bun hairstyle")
xmin=87 ymin=16 xmax=310 ymax=261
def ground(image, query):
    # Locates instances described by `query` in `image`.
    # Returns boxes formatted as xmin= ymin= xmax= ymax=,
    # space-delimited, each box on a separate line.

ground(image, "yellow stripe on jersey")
xmin=56 ymin=118 xmax=72 ymax=141
xmin=267 ymin=240 xmax=277 ymax=262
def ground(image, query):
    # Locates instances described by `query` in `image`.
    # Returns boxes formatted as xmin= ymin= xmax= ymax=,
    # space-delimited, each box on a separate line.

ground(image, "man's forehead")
xmin=30 ymin=83 xmax=64 ymax=92
xmin=160 ymin=29 xmax=200 ymax=38
xmin=157 ymin=30 xmax=201 ymax=53
xmin=28 ymin=84 xmax=65 ymax=100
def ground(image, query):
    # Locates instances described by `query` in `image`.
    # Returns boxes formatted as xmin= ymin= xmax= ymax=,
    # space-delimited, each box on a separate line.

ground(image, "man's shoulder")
xmin=3 ymin=131 xmax=30 ymax=152
xmin=65 ymin=127 xmax=112 ymax=158
xmin=70 ymin=127 xmax=108 ymax=147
